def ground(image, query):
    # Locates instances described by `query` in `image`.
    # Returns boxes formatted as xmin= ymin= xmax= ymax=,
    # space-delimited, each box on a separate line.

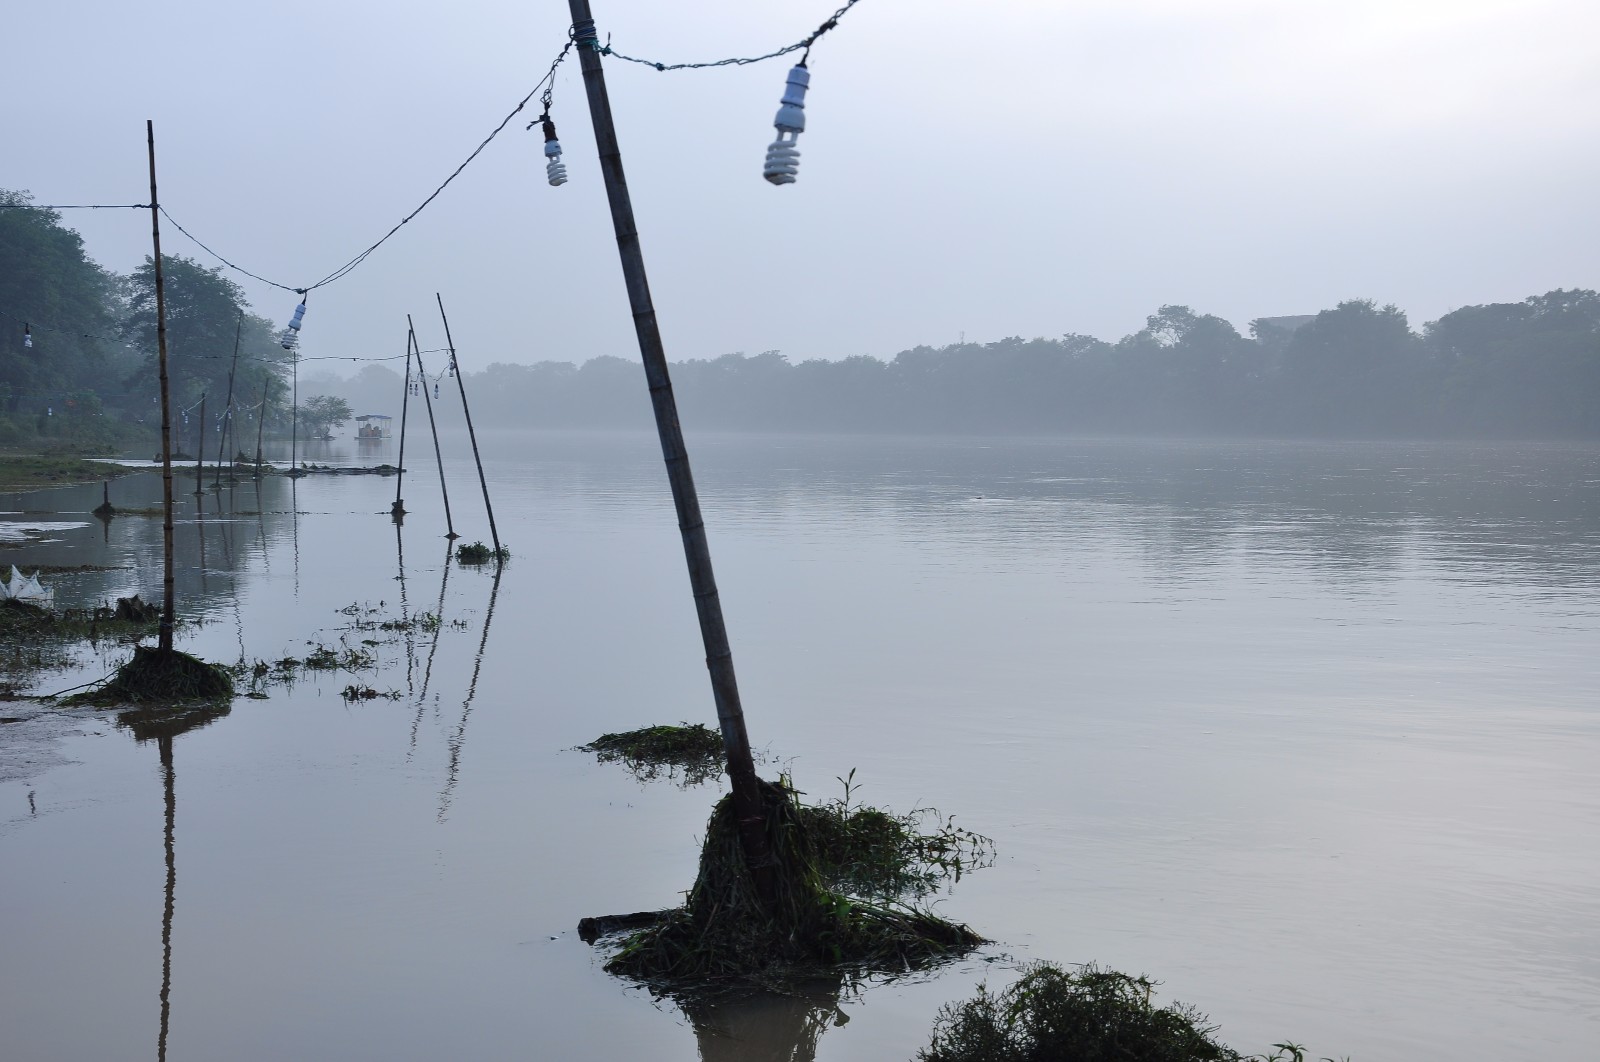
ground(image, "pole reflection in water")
xmin=680 ymin=977 xmax=850 ymax=1062
xmin=437 ymin=565 xmax=501 ymax=822
xmin=114 ymin=701 xmax=230 ymax=1062
xmin=157 ymin=735 xmax=175 ymax=1062
xmin=394 ymin=514 xmax=416 ymax=698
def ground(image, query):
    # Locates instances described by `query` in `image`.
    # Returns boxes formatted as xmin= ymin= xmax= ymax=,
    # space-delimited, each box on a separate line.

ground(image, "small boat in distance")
xmin=355 ymin=414 xmax=393 ymax=441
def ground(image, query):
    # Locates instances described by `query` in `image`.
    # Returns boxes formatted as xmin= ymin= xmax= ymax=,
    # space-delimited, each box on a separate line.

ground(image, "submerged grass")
xmin=596 ymin=777 xmax=985 ymax=987
xmin=455 ymin=541 xmax=510 ymax=565
xmin=580 ymin=722 xmax=727 ymax=785
xmin=0 ymin=598 xmax=163 ymax=693
xmin=918 ymin=962 xmax=1336 ymax=1062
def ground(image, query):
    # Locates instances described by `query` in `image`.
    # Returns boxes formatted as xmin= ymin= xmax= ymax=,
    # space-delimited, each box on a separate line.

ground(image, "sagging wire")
xmin=157 ymin=43 xmax=574 ymax=296
xmin=593 ymin=0 xmax=862 ymax=72
xmin=0 ymin=203 xmax=150 ymax=210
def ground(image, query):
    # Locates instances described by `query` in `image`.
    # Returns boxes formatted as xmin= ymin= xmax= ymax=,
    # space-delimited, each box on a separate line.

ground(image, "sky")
xmin=4 ymin=0 xmax=1598 ymax=371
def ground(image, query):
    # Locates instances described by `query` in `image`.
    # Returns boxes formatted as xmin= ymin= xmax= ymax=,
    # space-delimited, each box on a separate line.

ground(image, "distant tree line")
xmin=319 ymin=291 xmax=1598 ymax=439
xmin=8 ymin=187 xmax=1597 ymax=443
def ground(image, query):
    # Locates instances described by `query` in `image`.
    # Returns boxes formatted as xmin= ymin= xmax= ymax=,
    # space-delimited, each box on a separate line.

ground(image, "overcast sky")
xmin=5 ymin=0 xmax=1598 ymax=370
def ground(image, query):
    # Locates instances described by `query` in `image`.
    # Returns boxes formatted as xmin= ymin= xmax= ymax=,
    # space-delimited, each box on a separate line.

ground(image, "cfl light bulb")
xmin=542 ymin=117 xmax=568 ymax=187
xmin=23 ymin=324 xmax=33 ymax=349
xmin=763 ymin=64 xmax=810 ymax=185
xmin=280 ymin=300 xmax=306 ymax=350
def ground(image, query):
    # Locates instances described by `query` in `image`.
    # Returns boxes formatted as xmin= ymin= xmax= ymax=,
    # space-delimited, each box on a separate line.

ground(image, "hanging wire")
xmin=0 ymin=203 xmax=150 ymax=210
xmin=1 ymin=306 xmax=445 ymax=365
xmin=159 ymin=43 xmax=574 ymax=296
xmin=156 ymin=208 xmax=305 ymax=294
xmin=594 ymin=0 xmax=863 ymax=70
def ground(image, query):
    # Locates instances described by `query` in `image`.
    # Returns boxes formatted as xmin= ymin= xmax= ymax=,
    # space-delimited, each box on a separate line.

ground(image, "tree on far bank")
xmin=122 ymin=254 xmax=285 ymax=410
xmin=297 ymin=395 xmax=352 ymax=439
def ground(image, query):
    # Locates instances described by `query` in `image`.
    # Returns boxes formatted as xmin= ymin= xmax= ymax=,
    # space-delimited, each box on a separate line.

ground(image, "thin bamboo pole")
xmin=252 ymin=379 xmax=266 ymax=476
xmin=192 ymin=392 xmax=206 ymax=494
xmin=567 ymin=0 xmax=774 ymax=901
xmin=408 ymin=317 xmax=457 ymax=539
xmin=147 ymin=120 xmax=177 ymax=655
xmin=215 ymin=313 xmax=241 ymax=483
xmin=392 ymin=328 xmax=413 ymax=519
xmin=436 ymin=293 xmax=500 ymax=558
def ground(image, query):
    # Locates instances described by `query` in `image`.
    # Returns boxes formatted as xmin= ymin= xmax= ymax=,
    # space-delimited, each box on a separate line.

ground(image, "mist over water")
xmin=2 ymin=431 xmax=1597 ymax=1060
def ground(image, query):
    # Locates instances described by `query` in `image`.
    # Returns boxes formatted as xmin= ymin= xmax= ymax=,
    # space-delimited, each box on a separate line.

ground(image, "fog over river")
xmin=2 ymin=431 xmax=1596 ymax=1060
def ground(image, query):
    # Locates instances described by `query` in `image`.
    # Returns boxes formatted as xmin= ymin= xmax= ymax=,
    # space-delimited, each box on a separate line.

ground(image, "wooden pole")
xmin=567 ymin=1 xmax=775 ymax=900
xmin=215 ymin=313 xmax=242 ymax=483
xmin=147 ymin=120 xmax=177 ymax=655
xmin=392 ymin=328 xmax=413 ymax=519
xmin=436 ymin=293 xmax=500 ymax=557
xmin=252 ymin=379 xmax=266 ymax=476
xmin=192 ymin=392 xmax=206 ymax=494
xmin=409 ymin=316 xmax=457 ymax=539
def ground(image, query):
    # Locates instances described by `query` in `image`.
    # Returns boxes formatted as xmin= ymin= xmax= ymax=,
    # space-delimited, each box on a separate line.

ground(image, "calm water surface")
xmin=2 ymin=432 xmax=1597 ymax=1060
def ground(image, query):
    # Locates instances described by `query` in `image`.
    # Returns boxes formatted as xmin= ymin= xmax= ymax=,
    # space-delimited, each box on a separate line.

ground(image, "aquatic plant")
xmin=580 ymin=722 xmax=727 ymax=785
xmin=917 ymin=962 xmax=1335 ymax=1062
xmin=798 ymin=770 xmax=993 ymax=900
xmin=455 ymin=541 xmax=510 ymax=565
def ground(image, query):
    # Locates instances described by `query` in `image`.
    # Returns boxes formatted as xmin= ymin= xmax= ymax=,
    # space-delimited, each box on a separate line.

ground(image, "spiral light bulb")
xmin=542 ymin=117 xmax=568 ymax=187
xmin=23 ymin=324 xmax=33 ymax=350
xmin=280 ymin=300 xmax=307 ymax=351
xmin=763 ymin=64 xmax=810 ymax=185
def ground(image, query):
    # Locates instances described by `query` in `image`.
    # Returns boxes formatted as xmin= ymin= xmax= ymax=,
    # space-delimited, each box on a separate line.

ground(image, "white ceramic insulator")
xmin=280 ymin=329 xmax=299 ymax=351
xmin=546 ymin=157 xmax=568 ymax=187
xmin=763 ymin=137 xmax=800 ymax=185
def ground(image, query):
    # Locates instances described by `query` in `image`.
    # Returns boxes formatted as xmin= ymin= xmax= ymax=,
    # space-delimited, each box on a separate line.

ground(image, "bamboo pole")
xmin=567 ymin=1 xmax=774 ymax=901
xmin=192 ymin=392 xmax=206 ymax=494
xmin=392 ymin=328 xmax=413 ymax=519
xmin=436 ymin=293 xmax=500 ymax=558
xmin=215 ymin=313 xmax=241 ymax=484
xmin=252 ymin=379 xmax=266 ymax=476
xmin=147 ymin=120 xmax=177 ymax=655
xmin=290 ymin=348 xmax=298 ymax=473
xmin=409 ymin=317 xmax=457 ymax=539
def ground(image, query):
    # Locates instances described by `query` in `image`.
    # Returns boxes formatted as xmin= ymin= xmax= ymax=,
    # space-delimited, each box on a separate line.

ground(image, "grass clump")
xmin=581 ymin=722 xmax=727 ymax=785
xmin=597 ymin=777 xmax=984 ymax=987
xmin=69 ymin=645 xmax=235 ymax=707
xmin=800 ymin=770 xmax=993 ymax=900
xmin=455 ymin=541 xmax=509 ymax=565
xmin=918 ymin=962 xmax=1327 ymax=1062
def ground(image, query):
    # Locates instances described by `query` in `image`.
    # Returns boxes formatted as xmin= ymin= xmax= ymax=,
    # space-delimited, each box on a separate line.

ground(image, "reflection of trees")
xmin=677 ymin=977 xmax=849 ymax=1062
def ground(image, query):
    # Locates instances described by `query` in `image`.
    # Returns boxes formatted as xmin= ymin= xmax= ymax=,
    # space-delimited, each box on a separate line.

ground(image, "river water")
xmin=2 ymin=432 xmax=1597 ymax=1060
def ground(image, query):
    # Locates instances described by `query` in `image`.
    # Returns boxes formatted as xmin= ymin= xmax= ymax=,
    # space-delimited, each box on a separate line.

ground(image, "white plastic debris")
xmin=1 ymin=566 xmax=54 ymax=608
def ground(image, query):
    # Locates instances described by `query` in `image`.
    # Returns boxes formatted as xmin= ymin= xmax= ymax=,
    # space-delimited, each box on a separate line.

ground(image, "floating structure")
xmin=355 ymin=414 xmax=393 ymax=441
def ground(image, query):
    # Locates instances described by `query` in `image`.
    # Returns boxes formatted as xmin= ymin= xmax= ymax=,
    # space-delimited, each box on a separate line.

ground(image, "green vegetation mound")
xmin=601 ymin=778 xmax=983 ymax=985
xmin=919 ymin=962 xmax=1322 ymax=1062
xmin=76 ymin=645 xmax=234 ymax=706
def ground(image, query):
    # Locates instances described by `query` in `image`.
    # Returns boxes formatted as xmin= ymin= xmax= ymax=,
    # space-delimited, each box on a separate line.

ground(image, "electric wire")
xmin=160 ymin=43 xmax=574 ymax=295
xmin=595 ymin=0 xmax=863 ymax=70
xmin=0 ymin=203 xmax=150 ymax=211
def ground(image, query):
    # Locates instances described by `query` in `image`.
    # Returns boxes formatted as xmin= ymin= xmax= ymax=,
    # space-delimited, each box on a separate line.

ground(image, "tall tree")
xmin=122 ymin=254 xmax=285 ymax=409
xmin=0 ymin=189 xmax=122 ymax=418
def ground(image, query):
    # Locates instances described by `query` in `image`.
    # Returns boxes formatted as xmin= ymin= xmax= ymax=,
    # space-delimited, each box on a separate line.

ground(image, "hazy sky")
xmin=5 ymin=0 xmax=1598 ymax=370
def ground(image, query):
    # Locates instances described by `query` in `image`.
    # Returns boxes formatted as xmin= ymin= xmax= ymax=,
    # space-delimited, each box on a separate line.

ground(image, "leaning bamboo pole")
xmin=146 ymin=120 xmax=177 ymax=655
xmin=568 ymin=0 xmax=774 ymax=901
